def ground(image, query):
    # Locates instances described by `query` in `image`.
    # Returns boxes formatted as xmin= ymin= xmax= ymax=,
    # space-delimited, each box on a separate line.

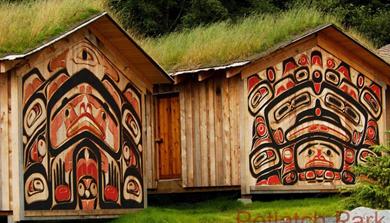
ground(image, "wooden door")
xmin=156 ymin=94 xmax=181 ymax=179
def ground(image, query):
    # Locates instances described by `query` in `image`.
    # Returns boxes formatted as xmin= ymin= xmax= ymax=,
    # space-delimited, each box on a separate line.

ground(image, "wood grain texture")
xmin=157 ymin=95 xmax=181 ymax=179
xmin=199 ymin=83 xmax=208 ymax=186
xmin=177 ymin=74 xmax=242 ymax=187
xmin=0 ymin=74 xmax=9 ymax=210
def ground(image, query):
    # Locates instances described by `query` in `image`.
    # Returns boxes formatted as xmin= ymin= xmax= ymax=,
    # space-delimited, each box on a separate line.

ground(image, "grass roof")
xmin=138 ymin=7 xmax=375 ymax=73
xmin=0 ymin=1 xmax=374 ymax=73
xmin=0 ymin=0 xmax=105 ymax=57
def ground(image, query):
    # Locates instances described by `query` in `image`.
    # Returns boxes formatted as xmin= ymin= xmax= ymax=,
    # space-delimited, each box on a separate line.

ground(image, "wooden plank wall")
xmin=145 ymin=93 xmax=158 ymax=189
xmin=178 ymin=74 xmax=243 ymax=187
xmin=0 ymin=74 xmax=10 ymax=211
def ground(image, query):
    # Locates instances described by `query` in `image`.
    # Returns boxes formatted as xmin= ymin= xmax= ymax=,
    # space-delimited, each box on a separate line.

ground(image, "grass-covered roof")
xmin=139 ymin=7 xmax=374 ymax=73
xmin=0 ymin=1 xmax=374 ymax=73
xmin=0 ymin=0 xmax=105 ymax=57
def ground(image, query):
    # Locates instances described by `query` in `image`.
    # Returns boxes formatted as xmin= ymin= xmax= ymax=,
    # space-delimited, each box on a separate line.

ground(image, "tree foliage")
xmin=344 ymin=144 xmax=390 ymax=209
xmin=109 ymin=0 xmax=390 ymax=46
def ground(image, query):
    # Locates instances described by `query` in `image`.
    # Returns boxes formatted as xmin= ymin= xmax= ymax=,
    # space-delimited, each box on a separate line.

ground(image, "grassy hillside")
xmin=139 ymin=6 xmax=374 ymax=73
xmin=0 ymin=0 xmax=105 ymax=57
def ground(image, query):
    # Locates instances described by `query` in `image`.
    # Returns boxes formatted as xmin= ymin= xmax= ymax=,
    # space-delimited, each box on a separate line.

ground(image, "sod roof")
xmin=0 ymin=0 xmax=378 ymax=74
xmin=0 ymin=0 xmax=105 ymax=58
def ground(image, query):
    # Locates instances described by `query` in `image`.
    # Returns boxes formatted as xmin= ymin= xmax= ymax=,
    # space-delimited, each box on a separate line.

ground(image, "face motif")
xmin=23 ymin=41 xmax=144 ymax=211
xmin=248 ymin=48 xmax=382 ymax=186
xmin=76 ymin=148 xmax=98 ymax=210
xmin=49 ymin=82 xmax=120 ymax=152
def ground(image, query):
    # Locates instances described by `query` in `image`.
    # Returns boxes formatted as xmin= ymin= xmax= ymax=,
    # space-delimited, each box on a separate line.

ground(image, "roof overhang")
xmin=0 ymin=12 xmax=173 ymax=84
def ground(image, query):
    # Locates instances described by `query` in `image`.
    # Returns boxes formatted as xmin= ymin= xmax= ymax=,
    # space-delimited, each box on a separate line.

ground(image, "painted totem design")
xmin=23 ymin=40 xmax=143 ymax=210
xmin=248 ymin=47 xmax=382 ymax=186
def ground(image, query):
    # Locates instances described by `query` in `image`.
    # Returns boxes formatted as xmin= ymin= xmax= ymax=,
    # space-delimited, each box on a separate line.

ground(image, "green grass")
xmin=113 ymin=196 xmax=344 ymax=223
xmin=0 ymin=1 xmax=375 ymax=73
xmin=0 ymin=0 xmax=106 ymax=56
xmin=139 ymin=6 xmax=374 ymax=73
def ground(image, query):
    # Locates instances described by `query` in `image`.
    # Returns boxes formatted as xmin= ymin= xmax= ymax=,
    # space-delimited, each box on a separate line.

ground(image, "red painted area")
xmin=77 ymin=159 xmax=98 ymax=181
xmin=24 ymin=77 xmax=43 ymax=103
xmin=247 ymin=75 xmax=261 ymax=92
xmin=315 ymin=108 xmax=321 ymax=116
xmin=55 ymin=185 xmax=71 ymax=202
xmin=267 ymin=69 xmax=275 ymax=81
xmin=104 ymin=185 xmax=119 ymax=202
xmin=337 ymin=65 xmax=350 ymax=80
xmin=314 ymin=83 xmax=321 ymax=94
xmin=370 ymin=84 xmax=381 ymax=101
xmin=326 ymin=59 xmax=335 ymax=68
xmin=311 ymin=55 xmax=322 ymax=67
xmin=298 ymin=54 xmax=308 ymax=66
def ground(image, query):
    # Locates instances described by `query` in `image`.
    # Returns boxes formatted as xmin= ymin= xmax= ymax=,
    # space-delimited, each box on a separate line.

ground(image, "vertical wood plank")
xmin=192 ymin=82 xmax=201 ymax=186
xmin=145 ymin=94 xmax=151 ymax=188
xmin=222 ymin=77 xmax=231 ymax=185
xmin=236 ymin=78 xmax=243 ymax=185
xmin=179 ymin=87 xmax=187 ymax=186
xmin=170 ymin=96 xmax=181 ymax=177
xmin=0 ymin=74 xmax=9 ymax=210
xmin=207 ymin=79 xmax=216 ymax=186
xmin=10 ymin=72 xmax=23 ymax=221
xmin=145 ymin=93 xmax=157 ymax=188
xmin=241 ymin=75 xmax=251 ymax=195
xmin=157 ymin=97 xmax=170 ymax=178
xmin=214 ymin=77 xmax=224 ymax=185
xmin=199 ymin=82 xmax=209 ymax=186
xmin=152 ymin=96 xmax=158 ymax=186
xmin=185 ymin=82 xmax=194 ymax=187
xmin=141 ymin=93 xmax=148 ymax=208
xmin=229 ymin=77 xmax=239 ymax=185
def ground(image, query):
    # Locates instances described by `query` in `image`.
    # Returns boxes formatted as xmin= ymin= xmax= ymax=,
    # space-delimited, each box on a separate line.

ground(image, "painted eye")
xmin=37 ymin=139 xmax=46 ymax=156
xmin=78 ymin=183 xmax=85 ymax=196
xmin=326 ymin=150 xmax=332 ymax=156
xmin=64 ymin=108 xmax=70 ymax=117
xmin=123 ymin=145 xmax=130 ymax=160
xmin=102 ymin=111 xmax=106 ymax=121
xmin=308 ymin=149 xmax=314 ymax=156
xmin=33 ymin=179 xmax=43 ymax=190
xmin=82 ymin=50 xmax=88 ymax=60
xmin=90 ymin=182 xmax=97 ymax=196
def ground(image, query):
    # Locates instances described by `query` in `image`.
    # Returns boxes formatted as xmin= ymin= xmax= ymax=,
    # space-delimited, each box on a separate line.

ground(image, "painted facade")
xmin=22 ymin=40 xmax=144 ymax=211
xmin=247 ymin=47 xmax=383 ymax=186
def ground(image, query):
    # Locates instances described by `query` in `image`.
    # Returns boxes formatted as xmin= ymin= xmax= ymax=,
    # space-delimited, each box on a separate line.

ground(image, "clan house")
xmin=1 ymin=10 xmax=390 ymax=222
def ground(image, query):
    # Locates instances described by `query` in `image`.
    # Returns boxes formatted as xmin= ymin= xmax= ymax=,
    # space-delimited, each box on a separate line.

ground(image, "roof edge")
xmin=102 ymin=14 xmax=173 ymax=83
xmin=327 ymin=24 xmax=390 ymax=67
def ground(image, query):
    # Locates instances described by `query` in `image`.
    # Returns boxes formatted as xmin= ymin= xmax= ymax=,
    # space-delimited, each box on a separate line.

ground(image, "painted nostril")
xmin=87 ymin=104 xmax=92 ymax=114
xmin=85 ymin=190 xmax=90 ymax=198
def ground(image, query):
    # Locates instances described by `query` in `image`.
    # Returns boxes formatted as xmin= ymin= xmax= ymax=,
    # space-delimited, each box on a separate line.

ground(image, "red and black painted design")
xmin=23 ymin=41 xmax=143 ymax=210
xmin=248 ymin=48 xmax=381 ymax=186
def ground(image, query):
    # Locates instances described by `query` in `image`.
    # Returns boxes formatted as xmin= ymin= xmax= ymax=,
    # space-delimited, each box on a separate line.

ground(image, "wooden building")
xmin=1 ymin=10 xmax=390 ymax=222
xmin=0 ymin=13 xmax=172 ymax=221
xmin=149 ymin=24 xmax=390 ymax=196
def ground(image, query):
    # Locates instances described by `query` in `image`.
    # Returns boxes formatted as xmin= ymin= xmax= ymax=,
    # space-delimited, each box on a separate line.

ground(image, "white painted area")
xmin=170 ymin=61 xmax=250 ymax=76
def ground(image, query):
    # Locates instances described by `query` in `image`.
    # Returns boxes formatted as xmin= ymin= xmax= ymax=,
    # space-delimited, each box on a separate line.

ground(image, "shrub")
xmin=344 ymin=144 xmax=390 ymax=209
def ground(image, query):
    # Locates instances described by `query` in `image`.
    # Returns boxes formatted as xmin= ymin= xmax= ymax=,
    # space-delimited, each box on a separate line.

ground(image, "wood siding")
xmin=145 ymin=93 xmax=157 ymax=188
xmin=0 ymin=74 xmax=10 ymax=211
xmin=178 ymin=74 xmax=243 ymax=188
